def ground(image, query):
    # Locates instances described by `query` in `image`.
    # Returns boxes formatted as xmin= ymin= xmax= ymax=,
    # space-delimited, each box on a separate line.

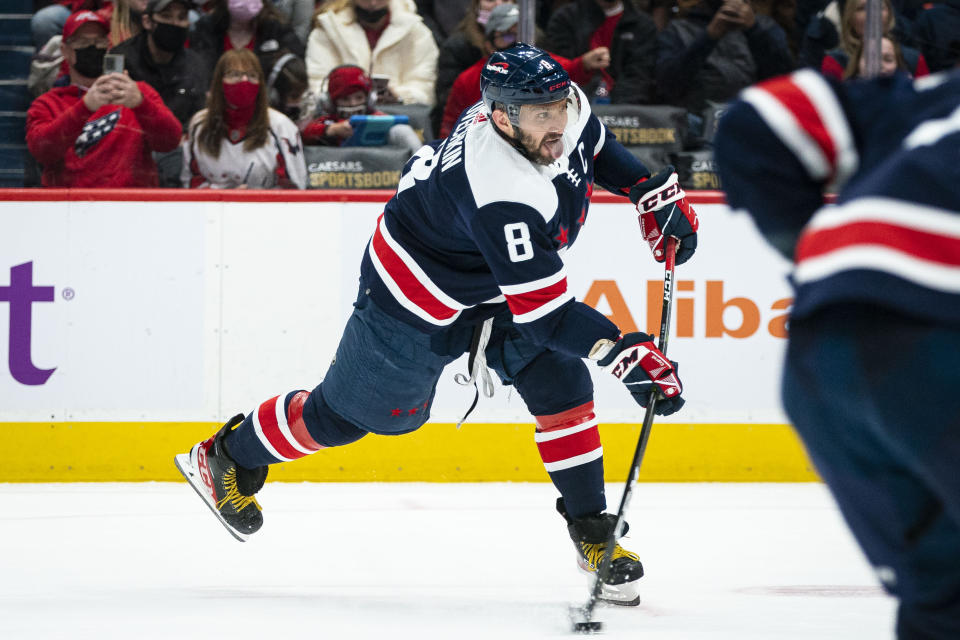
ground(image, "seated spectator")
xmin=26 ymin=10 xmax=182 ymax=187
xmin=434 ymin=0 xmax=508 ymax=129
xmin=912 ymin=0 xmax=960 ymax=72
xmin=32 ymin=1 xmax=111 ymax=50
xmin=844 ymin=34 xmax=909 ymax=78
xmin=545 ymin=0 xmax=660 ymax=105
xmin=191 ymin=0 xmax=306 ymax=82
xmin=305 ymin=0 xmax=439 ymax=105
xmin=271 ymin=0 xmax=317 ymax=44
xmin=263 ymin=49 xmax=310 ymax=122
xmin=819 ymin=0 xmax=928 ymax=79
xmin=182 ymin=49 xmax=307 ymax=188
xmin=656 ymin=0 xmax=795 ymax=112
xmin=109 ymin=0 xmax=210 ymax=127
xmin=300 ymin=64 xmax=422 ymax=153
xmin=440 ymin=4 xmax=608 ymax=136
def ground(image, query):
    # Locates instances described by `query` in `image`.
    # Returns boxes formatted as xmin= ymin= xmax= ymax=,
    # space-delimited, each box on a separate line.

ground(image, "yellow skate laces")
xmin=580 ymin=542 xmax=640 ymax=571
xmin=216 ymin=467 xmax=262 ymax=513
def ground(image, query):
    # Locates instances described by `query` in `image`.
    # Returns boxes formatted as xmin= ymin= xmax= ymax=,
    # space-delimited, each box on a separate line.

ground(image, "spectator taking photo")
xmin=25 ymin=9 xmax=182 ymax=187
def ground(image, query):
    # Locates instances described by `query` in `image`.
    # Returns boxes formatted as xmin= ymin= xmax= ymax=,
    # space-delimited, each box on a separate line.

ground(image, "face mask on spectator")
xmin=151 ymin=21 xmax=188 ymax=52
xmin=477 ymin=8 xmax=492 ymax=25
xmin=223 ymin=79 xmax=260 ymax=129
xmin=73 ymin=45 xmax=106 ymax=78
xmin=228 ymin=0 xmax=263 ymax=22
xmin=354 ymin=6 xmax=388 ymax=24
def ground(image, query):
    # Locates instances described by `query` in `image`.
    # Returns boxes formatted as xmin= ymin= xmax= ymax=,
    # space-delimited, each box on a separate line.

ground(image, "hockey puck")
xmin=571 ymin=620 xmax=603 ymax=633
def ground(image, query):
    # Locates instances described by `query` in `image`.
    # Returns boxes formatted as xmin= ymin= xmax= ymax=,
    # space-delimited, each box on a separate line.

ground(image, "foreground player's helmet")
xmin=480 ymin=43 xmax=571 ymax=126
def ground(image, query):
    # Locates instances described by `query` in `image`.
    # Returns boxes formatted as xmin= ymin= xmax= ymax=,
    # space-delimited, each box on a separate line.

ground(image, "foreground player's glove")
xmin=593 ymin=333 xmax=684 ymax=416
xmin=628 ymin=166 xmax=699 ymax=265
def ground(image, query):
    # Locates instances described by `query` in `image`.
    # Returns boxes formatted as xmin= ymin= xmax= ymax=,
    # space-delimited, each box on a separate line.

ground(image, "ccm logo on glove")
xmin=629 ymin=167 xmax=699 ymax=266
xmin=595 ymin=333 xmax=685 ymax=416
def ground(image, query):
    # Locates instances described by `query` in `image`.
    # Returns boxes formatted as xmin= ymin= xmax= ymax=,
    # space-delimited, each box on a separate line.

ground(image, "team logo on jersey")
xmin=485 ymin=62 xmax=509 ymax=75
xmin=74 ymin=110 xmax=121 ymax=157
xmin=283 ymin=137 xmax=301 ymax=155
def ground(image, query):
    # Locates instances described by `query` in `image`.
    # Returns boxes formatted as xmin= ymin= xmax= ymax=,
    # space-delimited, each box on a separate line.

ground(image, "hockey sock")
xmin=535 ymin=401 xmax=606 ymax=518
xmin=224 ymin=386 xmax=367 ymax=469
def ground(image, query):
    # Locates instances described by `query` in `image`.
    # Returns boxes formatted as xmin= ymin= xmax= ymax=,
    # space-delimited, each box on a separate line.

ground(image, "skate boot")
xmin=557 ymin=498 xmax=644 ymax=606
xmin=175 ymin=414 xmax=268 ymax=542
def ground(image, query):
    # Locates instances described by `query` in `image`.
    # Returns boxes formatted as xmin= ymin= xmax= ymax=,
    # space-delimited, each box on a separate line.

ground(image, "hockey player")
xmin=176 ymin=43 xmax=699 ymax=605
xmin=714 ymin=69 xmax=960 ymax=639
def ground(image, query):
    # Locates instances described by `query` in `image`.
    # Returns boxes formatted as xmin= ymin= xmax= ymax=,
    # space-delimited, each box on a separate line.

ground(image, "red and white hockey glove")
xmin=629 ymin=166 xmax=699 ymax=265
xmin=595 ymin=333 xmax=684 ymax=416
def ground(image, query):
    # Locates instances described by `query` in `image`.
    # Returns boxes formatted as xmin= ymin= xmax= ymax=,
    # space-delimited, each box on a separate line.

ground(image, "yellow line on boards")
xmin=0 ymin=422 xmax=818 ymax=482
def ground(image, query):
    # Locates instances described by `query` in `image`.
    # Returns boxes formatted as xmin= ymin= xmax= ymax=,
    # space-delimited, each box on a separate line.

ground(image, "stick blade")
xmin=571 ymin=620 xmax=603 ymax=633
xmin=568 ymin=605 xmax=604 ymax=634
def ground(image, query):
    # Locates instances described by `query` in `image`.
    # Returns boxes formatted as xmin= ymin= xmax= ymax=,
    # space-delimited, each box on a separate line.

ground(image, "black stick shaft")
xmin=578 ymin=236 xmax=678 ymax=622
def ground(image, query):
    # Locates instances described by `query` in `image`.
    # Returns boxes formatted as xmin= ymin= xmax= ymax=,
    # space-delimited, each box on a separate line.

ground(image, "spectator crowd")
xmin=23 ymin=0 xmax=960 ymax=189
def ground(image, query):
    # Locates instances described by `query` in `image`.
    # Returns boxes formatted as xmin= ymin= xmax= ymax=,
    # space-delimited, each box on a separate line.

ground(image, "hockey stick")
xmin=571 ymin=236 xmax=678 ymax=633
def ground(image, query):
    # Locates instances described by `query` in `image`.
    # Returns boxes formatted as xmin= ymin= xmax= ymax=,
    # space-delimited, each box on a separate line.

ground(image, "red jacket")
xmin=27 ymin=82 xmax=182 ymax=187
xmin=440 ymin=52 xmax=592 ymax=138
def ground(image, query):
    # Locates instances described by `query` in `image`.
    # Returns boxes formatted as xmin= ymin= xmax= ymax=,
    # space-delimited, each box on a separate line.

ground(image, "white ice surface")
xmin=0 ymin=482 xmax=896 ymax=639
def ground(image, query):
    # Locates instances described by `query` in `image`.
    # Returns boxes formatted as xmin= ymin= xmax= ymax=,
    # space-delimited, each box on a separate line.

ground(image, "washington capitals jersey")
xmin=715 ymin=69 xmax=960 ymax=325
xmin=360 ymin=83 xmax=651 ymax=358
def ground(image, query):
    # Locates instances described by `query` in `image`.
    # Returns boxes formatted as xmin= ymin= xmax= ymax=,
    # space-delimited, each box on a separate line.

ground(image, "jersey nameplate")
xmin=441 ymin=102 xmax=486 ymax=173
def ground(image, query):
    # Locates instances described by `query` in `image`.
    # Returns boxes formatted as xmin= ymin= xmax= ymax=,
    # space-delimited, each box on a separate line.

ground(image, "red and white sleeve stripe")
xmin=500 ymin=269 xmax=573 ymax=323
xmin=252 ymin=392 xmax=325 ymax=462
xmin=535 ymin=402 xmax=602 ymax=472
xmin=741 ymin=69 xmax=858 ymax=184
xmin=367 ymin=214 xmax=467 ymax=326
xmin=795 ymin=197 xmax=960 ymax=292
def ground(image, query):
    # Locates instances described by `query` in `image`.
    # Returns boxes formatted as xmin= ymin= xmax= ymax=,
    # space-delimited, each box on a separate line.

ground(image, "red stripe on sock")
xmin=535 ymin=401 xmax=596 ymax=431
xmin=536 ymin=426 xmax=601 ymax=464
xmin=286 ymin=391 xmax=324 ymax=452
xmin=257 ymin=396 xmax=307 ymax=460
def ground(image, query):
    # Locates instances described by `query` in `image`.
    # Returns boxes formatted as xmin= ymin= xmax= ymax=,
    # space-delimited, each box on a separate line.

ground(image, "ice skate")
xmin=175 ymin=414 xmax=267 ymax=542
xmin=558 ymin=499 xmax=643 ymax=606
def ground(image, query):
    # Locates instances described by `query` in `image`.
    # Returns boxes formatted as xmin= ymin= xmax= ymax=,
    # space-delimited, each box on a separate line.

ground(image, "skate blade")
xmin=174 ymin=453 xmax=250 ymax=543
xmin=578 ymin=568 xmax=641 ymax=606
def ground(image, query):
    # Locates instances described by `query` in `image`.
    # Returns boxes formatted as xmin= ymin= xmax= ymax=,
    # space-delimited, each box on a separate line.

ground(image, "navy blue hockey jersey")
xmin=360 ymin=84 xmax=652 ymax=358
xmin=715 ymin=69 xmax=960 ymax=324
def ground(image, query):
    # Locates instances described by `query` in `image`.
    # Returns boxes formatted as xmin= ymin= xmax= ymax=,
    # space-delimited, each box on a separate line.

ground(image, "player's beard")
xmin=513 ymin=127 xmax=564 ymax=166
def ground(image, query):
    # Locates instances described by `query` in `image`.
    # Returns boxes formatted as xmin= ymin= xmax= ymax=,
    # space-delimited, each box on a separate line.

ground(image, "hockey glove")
xmin=596 ymin=333 xmax=684 ymax=416
xmin=629 ymin=166 xmax=699 ymax=265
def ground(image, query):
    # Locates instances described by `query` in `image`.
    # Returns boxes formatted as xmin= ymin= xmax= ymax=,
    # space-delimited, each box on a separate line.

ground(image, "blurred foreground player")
xmin=176 ymin=43 xmax=698 ymax=605
xmin=715 ymin=69 xmax=960 ymax=639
